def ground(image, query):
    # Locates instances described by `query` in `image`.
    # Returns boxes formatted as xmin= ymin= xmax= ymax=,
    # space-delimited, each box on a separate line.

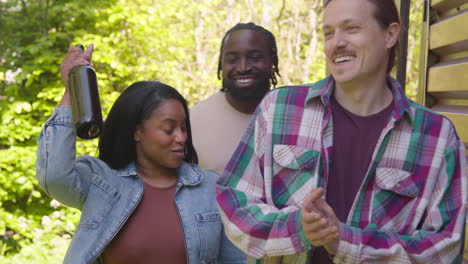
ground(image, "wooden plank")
xmin=432 ymin=0 xmax=468 ymax=14
xmin=437 ymin=112 xmax=468 ymax=145
xmin=432 ymin=40 xmax=468 ymax=58
xmin=427 ymin=60 xmax=468 ymax=93
xmin=465 ymin=228 xmax=468 ymax=263
xmin=442 ymin=3 xmax=468 ymax=18
xmin=430 ymin=10 xmax=468 ymax=50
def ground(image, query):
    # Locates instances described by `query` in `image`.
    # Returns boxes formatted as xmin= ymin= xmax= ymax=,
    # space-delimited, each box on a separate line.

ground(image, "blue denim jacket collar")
xmin=115 ymin=162 xmax=137 ymax=177
xmin=177 ymin=162 xmax=204 ymax=186
xmin=115 ymin=161 xmax=204 ymax=186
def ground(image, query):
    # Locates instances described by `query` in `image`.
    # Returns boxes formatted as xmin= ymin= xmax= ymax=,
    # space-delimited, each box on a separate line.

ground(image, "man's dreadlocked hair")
xmin=217 ymin=22 xmax=280 ymax=89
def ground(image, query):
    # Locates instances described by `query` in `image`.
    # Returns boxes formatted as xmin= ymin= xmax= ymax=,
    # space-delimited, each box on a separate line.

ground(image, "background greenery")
xmin=0 ymin=0 xmax=423 ymax=262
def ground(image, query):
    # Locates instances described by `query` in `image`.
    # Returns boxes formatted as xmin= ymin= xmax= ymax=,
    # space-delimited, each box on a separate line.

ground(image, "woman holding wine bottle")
xmin=36 ymin=45 xmax=245 ymax=264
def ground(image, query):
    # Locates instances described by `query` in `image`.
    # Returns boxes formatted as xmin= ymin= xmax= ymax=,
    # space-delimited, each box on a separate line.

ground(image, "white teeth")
xmin=237 ymin=79 xmax=253 ymax=84
xmin=335 ymin=56 xmax=353 ymax=63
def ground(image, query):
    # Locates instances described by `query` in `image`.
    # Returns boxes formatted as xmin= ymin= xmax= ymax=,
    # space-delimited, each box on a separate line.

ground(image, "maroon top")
xmin=102 ymin=181 xmax=187 ymax=264
xmin=312 ymin=94 xmax=392 ymax=263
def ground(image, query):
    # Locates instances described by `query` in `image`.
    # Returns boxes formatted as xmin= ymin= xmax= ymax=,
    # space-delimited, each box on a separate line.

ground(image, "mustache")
xmin=331 ymin=48 xmax=355 ymax=58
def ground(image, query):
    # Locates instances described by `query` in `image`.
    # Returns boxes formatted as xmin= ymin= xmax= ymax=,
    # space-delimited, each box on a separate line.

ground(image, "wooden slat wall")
xmin=419 ymin=0 xmax=468 ymax=262
xmin=424 ymin=0 xmax=468 ymax=150
xmin=429 ymin=10 xmax=468 ymax=51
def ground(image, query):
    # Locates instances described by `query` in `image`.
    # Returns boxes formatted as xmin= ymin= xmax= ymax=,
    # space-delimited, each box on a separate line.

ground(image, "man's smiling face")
xmin=323 ymin=0 xmax=393 ymax=85
xmin=221 ymin=29 xmax=273 ymax=101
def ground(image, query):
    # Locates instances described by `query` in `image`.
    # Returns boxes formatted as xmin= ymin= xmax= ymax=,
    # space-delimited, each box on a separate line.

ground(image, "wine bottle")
xmin=68 ymin=44 xmax=103 ymax=139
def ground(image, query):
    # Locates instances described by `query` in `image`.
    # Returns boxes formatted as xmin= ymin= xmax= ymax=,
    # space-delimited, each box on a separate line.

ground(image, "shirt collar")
xmin=304 ymin=75 xmax=414 ymax=124
xmin=116 ymin=162 xmax=138 ymax=177
xmin=176 ymin=161 xmax=204 ymax=186
xmin=116 ymin=160 xmax=203 ymax=186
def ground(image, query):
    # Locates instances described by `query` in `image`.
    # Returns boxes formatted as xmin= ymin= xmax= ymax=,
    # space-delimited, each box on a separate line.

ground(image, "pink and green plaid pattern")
xmin=216 ymin=76 xmax=467 ymax=263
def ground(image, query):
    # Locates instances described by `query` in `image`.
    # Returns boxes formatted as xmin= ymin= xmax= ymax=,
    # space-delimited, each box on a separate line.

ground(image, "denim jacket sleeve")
xmin=218 ymin=225 xmax=247 ymax=263
xmin=35 ymin=106 xmax=92 ymax=209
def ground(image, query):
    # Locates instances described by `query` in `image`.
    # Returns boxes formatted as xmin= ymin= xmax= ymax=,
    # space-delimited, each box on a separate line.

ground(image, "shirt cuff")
xmin=45 ymin=106 xmax=73 ymax=126
xmin=333 ymin=222 xmax=362 ymax=263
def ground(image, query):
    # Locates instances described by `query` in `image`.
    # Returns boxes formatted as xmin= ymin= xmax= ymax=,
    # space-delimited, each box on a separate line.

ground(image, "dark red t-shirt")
xmin=312 ymin=94 xmax=392 ymax=263
xmin=102 ymin=181 xmax=187 ymax=264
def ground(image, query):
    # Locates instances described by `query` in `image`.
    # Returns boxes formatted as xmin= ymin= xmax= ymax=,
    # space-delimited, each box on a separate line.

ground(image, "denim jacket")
xmin=36 ymin=107 xmax=246 ymax=264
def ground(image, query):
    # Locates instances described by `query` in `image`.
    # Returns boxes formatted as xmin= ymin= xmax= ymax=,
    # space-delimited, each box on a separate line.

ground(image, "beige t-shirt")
xmin=190 ymin=91 xmax=252 ymax=174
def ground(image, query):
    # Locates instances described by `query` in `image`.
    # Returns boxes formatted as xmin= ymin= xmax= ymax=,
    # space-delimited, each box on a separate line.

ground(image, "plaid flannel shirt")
xmin=216 ymin=75 xmax=467 ymax=263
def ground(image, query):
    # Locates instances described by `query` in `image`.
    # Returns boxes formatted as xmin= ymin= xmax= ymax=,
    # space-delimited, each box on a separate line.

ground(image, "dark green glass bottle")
xmin=68 ymin=44 xmax=103 ymax=139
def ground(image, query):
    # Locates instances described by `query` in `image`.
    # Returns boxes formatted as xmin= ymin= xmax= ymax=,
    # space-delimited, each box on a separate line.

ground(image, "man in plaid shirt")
xmin=216 ymin=0 xmax=467 ymax=263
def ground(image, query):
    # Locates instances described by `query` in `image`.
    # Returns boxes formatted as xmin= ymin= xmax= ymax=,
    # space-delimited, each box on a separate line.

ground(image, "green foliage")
xmin=0 ymin=0 xmax=112 ymax=261
xmin=0 ymin=145 xmax=81 ymax=259
xmin=405 ymin=0 xmax=424 ymax=101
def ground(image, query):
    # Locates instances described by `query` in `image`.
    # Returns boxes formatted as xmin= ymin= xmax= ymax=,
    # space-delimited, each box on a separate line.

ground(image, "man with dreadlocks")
xmin=191 ymin=22 xmax=280 ymax=174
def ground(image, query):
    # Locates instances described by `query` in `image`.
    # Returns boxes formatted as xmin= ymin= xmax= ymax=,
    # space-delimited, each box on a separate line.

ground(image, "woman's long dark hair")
xmin=98 ymin=81 xmax=198 ymax=170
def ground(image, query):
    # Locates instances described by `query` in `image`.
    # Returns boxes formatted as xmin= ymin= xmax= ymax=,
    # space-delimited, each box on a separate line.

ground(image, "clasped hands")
xmin=301 ymin=187 xmax=340 ymax=255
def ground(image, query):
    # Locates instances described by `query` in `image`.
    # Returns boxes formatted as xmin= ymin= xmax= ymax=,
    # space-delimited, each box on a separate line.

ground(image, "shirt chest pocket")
xmin=195 ymin=211 xmax=222 ymax=263
xmin=372 ymin=167 xmax=423 ymax=230
xmin=375 ymin=167 xmax=421 ymax=197
xmin=272 ymin=144 xmax=320 ymax=206
xmin=78 ymin=174 xmax=120 ymax=229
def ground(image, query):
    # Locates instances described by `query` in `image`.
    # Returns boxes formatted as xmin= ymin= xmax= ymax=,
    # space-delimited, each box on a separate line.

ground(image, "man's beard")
xmin=222 ymin=77 xmax=270 ymax=102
